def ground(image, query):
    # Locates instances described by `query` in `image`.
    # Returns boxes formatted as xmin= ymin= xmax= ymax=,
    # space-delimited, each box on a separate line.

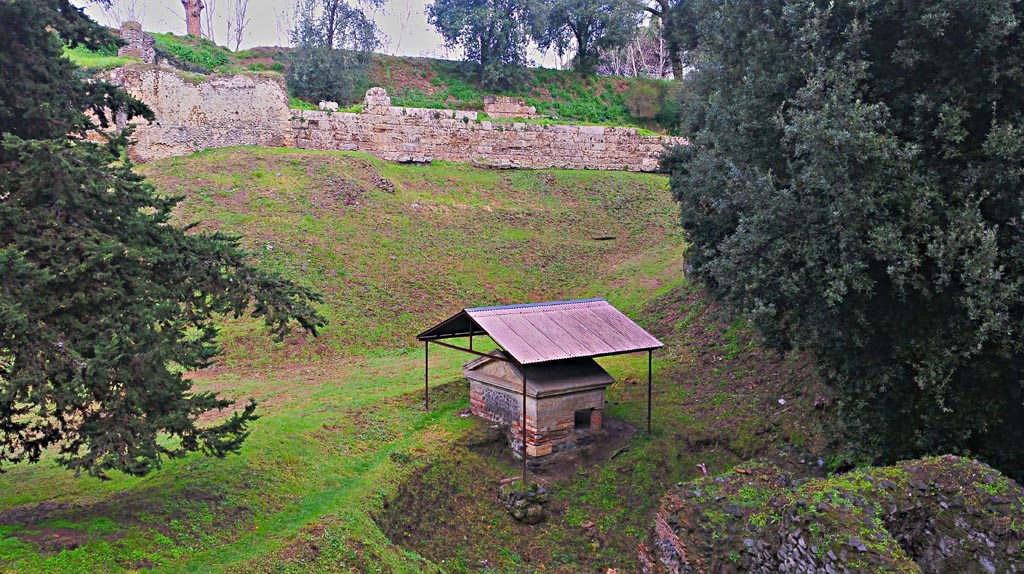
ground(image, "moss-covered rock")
xmin=642 ymin=456 xmax=1024 ymax=574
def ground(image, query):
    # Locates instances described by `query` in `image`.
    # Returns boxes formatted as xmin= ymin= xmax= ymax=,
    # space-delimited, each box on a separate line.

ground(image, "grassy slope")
xmin=0 ymin=148 xmax=829 ymax=573
xmin=0 ymin=148 xmax=695 ymax=573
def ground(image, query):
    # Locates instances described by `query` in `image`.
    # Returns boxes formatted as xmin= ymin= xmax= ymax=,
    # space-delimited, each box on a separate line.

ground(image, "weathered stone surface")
xmin=113 ymin=70 xmax=684 ymax=171
xmin=364 ymin=86 xmax=391 ymax=111
xmin=292 ymin=107 xmax=682 ymax=172
xmin=499 ymin=481 xmax=549 ymax=525
xmin=640 ymin=456 xmax=1024 ymax=574
xmin=110 ymin=65 xmax=292 ymax=162
xmin=117 ymin=22 xmax=155 ymax=64
xmin=483 ymin=95 xmax=538 ymax=119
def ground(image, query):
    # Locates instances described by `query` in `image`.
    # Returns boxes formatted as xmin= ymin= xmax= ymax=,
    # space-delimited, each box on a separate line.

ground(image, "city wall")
xmin=112 ymin=64 xmax=685 ymax=171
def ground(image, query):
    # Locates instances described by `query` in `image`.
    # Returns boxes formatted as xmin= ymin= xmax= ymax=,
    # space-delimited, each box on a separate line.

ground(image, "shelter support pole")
xmin=647 ymin=349 xmax=653 ymax=435
xmin=522 ymin=369 xmax=527 ymax=483
xmin=424 ymin=341 xmax=429 ymax=410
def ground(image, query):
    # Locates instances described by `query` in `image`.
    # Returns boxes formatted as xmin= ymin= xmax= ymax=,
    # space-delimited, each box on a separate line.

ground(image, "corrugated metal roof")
xmin=417 ymin=298 xmax=662 ymax=365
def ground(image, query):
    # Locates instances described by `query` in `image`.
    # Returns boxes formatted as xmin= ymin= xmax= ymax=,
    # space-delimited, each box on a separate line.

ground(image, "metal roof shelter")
xmin=417 ymin=298 xmax=663 ymax=479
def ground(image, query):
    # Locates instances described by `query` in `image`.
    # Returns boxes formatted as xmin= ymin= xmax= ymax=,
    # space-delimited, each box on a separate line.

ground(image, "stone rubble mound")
xmin=641 ymin=455 xmax=1024 ymax=574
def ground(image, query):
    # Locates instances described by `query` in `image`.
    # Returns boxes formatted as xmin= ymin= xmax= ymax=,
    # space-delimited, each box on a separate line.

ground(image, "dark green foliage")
xmin=624 ymin=81 xmax=664 ymax=119
xmin=0 ymin=0 xmax=325 ymax=477
xmin=532 ymin=0 xmax=638 ymax=75
xmin=663 ymin=0 xmax=1024 ymax=475
xmin=287 ymin=0 xmax=380 ymax=105
xmin=426 ymin=0 xmax=532 ymax=90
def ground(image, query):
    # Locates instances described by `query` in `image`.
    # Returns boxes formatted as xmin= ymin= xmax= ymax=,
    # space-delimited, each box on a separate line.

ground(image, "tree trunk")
xmin=670 ymin=51 xmax=682 ymax=80
xmin=182 ymin=0 xmax=205 ymax=37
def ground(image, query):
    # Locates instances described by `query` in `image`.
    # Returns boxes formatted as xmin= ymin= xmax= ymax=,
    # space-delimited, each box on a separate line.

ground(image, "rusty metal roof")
xmin=417 ymin=298 xmax=663 ymax=365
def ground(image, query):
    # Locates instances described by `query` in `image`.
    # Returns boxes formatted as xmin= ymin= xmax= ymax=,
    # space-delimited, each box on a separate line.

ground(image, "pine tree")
xmin=0 ymin=0 xmax=326 ymax=478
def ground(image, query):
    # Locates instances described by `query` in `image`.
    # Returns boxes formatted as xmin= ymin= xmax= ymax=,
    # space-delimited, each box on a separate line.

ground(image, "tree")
xmin=0 ymin=0 xmax=325 ymax=478
xmin=426 ymin=0 xmax=532 ymax=89
xmin=597 ymin=19 xmax=672 ymax=78
xmin=98 ymin=0 xmax=148 ymax=27
xmin=533 ymin=0 xmax=638 ymax=76
xmin=633 ymin=0 xmax=696 ymax=79
xmin=181 ymin=0 xmax=204 ymax=36
xmin=227 ymin=0 xmax=252 ymax=51
xmin=203 ymin=0 xmax=217 ymax=42
xmin=286 ymin=0 xmax=381 ymax=104
xmin=663 ymin=0 xmax=1024 ymax=475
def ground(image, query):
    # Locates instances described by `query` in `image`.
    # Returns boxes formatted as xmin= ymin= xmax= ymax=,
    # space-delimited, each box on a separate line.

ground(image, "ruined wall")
xmin=111 ymin=65 xmax=293 ymax=162
xmin=483 ymin=95 xmax=538 ymax=119
xmin=114 ymin=61 xmax=683 ymax=171
xmin=292 ymin=105 xmax=682 ymax=172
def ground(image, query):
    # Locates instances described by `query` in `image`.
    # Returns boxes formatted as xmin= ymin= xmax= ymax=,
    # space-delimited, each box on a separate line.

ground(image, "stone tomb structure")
xmin=465 ymin=351 xmax=612 ymax=466
xmin=417 ymin=298 xmax=663 ymax=471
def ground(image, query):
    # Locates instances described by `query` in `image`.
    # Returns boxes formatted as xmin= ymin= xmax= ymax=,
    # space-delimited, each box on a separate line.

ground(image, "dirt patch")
xmin=12 ymin=527 xmax=89 ymax=553
xmin=370 ymin=56 xmax=441 ymax=96
xmin=532 ymin=418 xmax=637 ymax=483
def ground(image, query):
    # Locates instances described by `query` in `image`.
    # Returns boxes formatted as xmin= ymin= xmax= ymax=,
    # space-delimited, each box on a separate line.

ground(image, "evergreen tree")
xmin=663 ymin=0 xmax=1024 ymax=475
xmin=0 ymin=0 xmax=325 ymax=478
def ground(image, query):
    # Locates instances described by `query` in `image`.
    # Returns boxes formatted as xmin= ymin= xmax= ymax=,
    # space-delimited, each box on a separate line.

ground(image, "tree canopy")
xmin=286 ymin=0 xmax=381 ymax=105
xmin=0 ymin=0 xmax=325 ymax=478
xmin=533 ymin=0 xmax=638 ymax=75
xmin=426 ymin=0 xmax=532 ymax=89
xmin=663 ymin=0 xmax=1024 ymax=475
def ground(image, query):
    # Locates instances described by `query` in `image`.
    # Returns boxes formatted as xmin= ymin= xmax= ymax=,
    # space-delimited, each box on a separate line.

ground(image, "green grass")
xmin=378 ymin=57 xmax=675 ymax=132
xmin=144 ymin=149 xmax=681 ymax=368
xmin=0 ymin=148 xmax=833 ymax=573
xmin=63 ymin=44 xmax=135 ymax=71
xmin=152 ymin=33 xmax=233 ymax=72
xmin=0 ymin=148 xmax=694 ymax=573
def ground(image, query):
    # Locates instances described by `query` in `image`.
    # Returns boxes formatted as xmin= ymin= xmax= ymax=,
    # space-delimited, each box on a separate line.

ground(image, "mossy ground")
xmin=657 ymin=456 xmax=1024 ymax=573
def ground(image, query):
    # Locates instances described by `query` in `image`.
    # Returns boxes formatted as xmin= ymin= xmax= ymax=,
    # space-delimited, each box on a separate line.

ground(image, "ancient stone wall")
xmin=292 ymin=104 xmax=683 ymax=171
xmin=117 ymin=22 xmax=155 ymax=64
xmin=483 ymin=95 xmax=538 ymax=119
xmin=640 ymin=456 xmax=1024 ymax=574
xmin=110 ymin=65 xmax=293 ymax=163
xmin=114 ymin=62 xmax=684 ymax=171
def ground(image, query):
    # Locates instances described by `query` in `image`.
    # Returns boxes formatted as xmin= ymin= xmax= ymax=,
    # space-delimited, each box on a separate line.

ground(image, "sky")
xmin=72 ymin=0 xmax=562 ymax=64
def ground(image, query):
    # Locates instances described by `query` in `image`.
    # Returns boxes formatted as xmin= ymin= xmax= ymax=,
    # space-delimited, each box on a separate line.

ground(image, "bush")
xmin=664 ymin=0 xmax=1024 ymax=476
xmin=287 ymin=48 xmax=371 ymax=106
xmin=624 ymin=82 xmax=662 ymax=119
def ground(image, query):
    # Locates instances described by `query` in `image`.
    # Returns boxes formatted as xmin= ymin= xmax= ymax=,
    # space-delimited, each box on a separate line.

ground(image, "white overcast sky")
xmin=72 ymin=0 xmax=562 ymax=65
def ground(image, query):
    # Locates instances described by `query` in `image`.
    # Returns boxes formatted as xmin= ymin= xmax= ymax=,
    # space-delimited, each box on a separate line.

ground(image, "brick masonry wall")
xmin=469 ymin=380 xmax=606 ymax=461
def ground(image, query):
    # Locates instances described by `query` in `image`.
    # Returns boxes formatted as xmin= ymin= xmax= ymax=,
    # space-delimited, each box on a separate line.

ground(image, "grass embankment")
xmin=66 ymin=31 xmax=677 ymax=131
xmin=0 ymin=148 xmax=827 ymax=573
